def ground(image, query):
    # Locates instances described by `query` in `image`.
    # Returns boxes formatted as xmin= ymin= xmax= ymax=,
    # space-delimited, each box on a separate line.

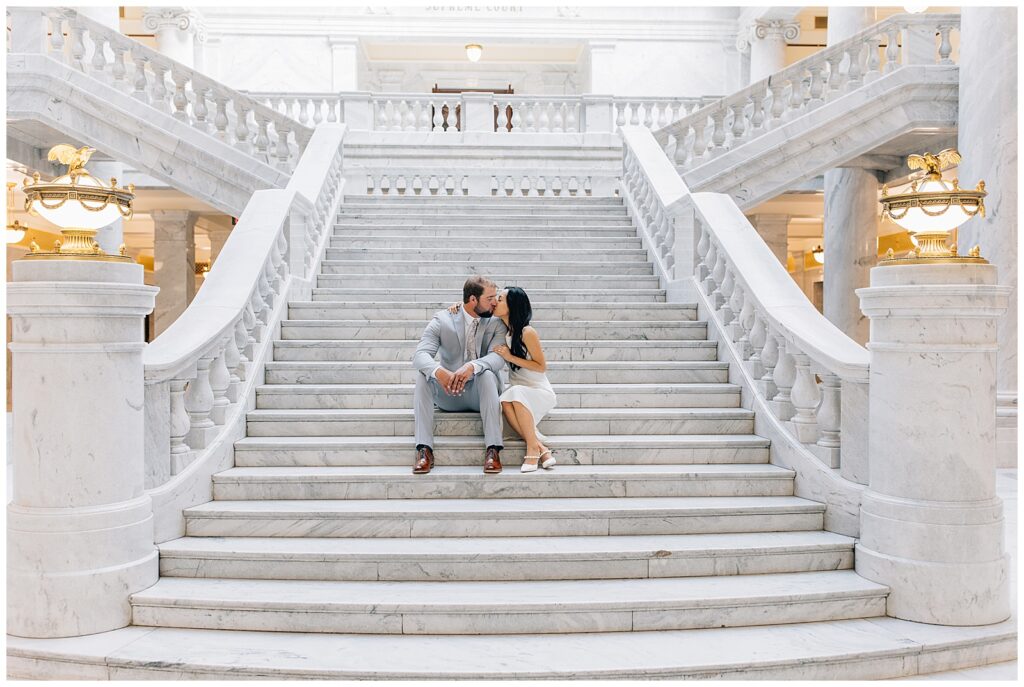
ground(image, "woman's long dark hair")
xmin=505 ymin=287 xmax=533 ymax=372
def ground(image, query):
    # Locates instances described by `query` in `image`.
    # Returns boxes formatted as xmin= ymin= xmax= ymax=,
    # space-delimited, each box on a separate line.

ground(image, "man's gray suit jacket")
xmin=413 ymin=309 xmax=508 ymax=390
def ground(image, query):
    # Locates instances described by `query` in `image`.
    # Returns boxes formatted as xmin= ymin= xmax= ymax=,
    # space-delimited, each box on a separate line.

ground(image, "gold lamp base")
xmin=21 ymin=229 xmax=134 ymax=263
xmin=878 ymin=232 xmax=987 ymax=266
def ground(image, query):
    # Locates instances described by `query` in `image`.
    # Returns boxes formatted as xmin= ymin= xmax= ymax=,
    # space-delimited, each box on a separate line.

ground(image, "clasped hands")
xmin=436 ymin=364 xmax=475 ymax=396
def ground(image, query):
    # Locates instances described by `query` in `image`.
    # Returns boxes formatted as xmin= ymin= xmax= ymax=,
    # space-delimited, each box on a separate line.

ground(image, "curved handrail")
xmin=653 ymin=12 xmax=961 ymax=155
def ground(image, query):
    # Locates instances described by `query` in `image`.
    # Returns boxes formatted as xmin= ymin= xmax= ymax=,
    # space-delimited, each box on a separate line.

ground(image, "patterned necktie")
xmin=466 ymin=317 xmax=479 ymax=362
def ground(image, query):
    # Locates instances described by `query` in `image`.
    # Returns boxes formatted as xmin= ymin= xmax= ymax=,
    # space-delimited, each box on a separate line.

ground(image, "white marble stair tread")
xmin=185 ymin=495 xmax=821 ymax=518
xmin=263 ymin=360 xmax=724 ymax=371
xmin=159 ymin=530 xmax=852 ymax=560
xmin=244 ymin=408 xmax=755 ymax=421
xmin=9 ymin=617 xmax=1016 ymax=680
xmin=254 ymin=383 xmax=739 ymax=394
xmin=233 ymin=434 xmax=769 ymax=449
xmin=131 ymin=570 xmax=885 ymax=613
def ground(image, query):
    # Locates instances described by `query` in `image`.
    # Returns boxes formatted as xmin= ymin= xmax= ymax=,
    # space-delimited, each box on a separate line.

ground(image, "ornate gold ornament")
xmin=20 ymin=145 xmax=135 ymax=262
xmin=879 ymin=148 xmax=987 ymax=266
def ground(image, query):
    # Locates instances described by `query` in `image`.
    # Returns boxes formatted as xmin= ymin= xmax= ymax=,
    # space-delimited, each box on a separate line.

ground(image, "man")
xmin=412 ymin=275 xmax=509 ymax=474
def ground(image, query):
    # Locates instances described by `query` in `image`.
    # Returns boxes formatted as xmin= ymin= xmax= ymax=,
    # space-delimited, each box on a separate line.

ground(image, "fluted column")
xmin=746 ymin=213 xmax=789 ymax=265
xmin=152 ymin=210 xmax=197 ymax=336
xmin=956 ymin=7 xmax=1018 ymax=468
xmin=738 ymin=19 xmax=800 ymax=84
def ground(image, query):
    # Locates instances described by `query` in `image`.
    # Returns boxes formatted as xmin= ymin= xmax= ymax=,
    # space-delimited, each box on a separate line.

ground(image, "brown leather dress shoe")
xmin=483 ymin=446 xmax=502 ymax=474
xmin=412 ymin=446 xmax=434 ymax=474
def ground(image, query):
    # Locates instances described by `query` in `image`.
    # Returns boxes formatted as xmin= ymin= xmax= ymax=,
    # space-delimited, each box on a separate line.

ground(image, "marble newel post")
xmin=955 ymin=7 xmax=1018 ymax=467
xmin=855 ymin=264 xmax=1011 ymax=625
xmin=7 ymin=259 xmax=159 ymax=637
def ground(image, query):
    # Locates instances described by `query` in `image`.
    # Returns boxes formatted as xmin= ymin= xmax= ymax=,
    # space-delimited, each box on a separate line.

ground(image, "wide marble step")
xmin=159 ymin=530 xmax=853 ymax=582
xmin=255 ymin=382 xmax=740 ymax=410
xmin=263 ymin=360 xmax=727 ymax=385
xmin=278 ymin=319 xmax=706 ymax=341
xmin=272 ymin=339 xmax=720 ymax=362
xmin=324 ymin=247 xmax=650 ymax=263
xmin=342 ymin=196 xmax=626 ymax=206
xmin=333 ymin=225 xmax=639 ymax=237
xmin=210 ymin=464 xmax=791 ymax=501
xmin=182 ymin=495 xmax=821 ymax=538
xmin=333 ymin=214 xmax=632 ymax=226
xmin=338 ymin=205 xmax=628 ymax=217
xmin=315 ymin=274 xmax=662 ymax=290
xmin=232 ymin=435 xmax=771 ymax=467
xmin=289 ymin=302 xmax=695 ymax=321
xmin=130 ymin=571 xmax=885 ymax=635
xmin=13 ymin=617 xmax=1015 ymax=680
xmin=318 ymin=259 xmax=654 ymax=276
xmin=311 ymin=287 xmax=667 ymax=303
xmin=244 ymin=407 xmax=755 ymax=438
xmin=330 ymin=234 xmax=643 ymax=249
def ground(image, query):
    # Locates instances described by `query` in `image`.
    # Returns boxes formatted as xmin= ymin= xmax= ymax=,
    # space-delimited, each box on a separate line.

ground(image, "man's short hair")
xmin=463 ymin=275 xmax=496 ymax=304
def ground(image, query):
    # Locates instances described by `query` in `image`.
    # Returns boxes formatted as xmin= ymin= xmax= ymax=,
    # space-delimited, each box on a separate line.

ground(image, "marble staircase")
xmin=121 ymin=194 xmax=904 ymax=672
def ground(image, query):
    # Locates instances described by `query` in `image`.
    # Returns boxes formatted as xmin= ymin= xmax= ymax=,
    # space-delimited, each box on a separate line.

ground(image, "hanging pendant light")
xmin=465 ymin=43 xmax=483 ymax=62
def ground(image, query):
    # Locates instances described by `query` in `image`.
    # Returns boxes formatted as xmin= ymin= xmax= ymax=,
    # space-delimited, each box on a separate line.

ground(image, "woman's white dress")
xmin=499 ymin=334 xmax=557 ymax=439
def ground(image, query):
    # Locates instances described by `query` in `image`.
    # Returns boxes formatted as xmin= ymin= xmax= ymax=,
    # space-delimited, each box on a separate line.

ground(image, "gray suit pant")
xmin=414 ymin=369 xmax=503 ymax=449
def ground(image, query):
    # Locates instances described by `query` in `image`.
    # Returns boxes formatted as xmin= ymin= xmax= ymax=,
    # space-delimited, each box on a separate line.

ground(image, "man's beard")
xmin=473 ymin=303 xmax=493 ymax=318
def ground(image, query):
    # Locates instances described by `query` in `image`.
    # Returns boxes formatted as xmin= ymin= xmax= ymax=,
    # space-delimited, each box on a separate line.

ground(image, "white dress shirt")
xmin=432 ymin=307 xmax=484 ymax=380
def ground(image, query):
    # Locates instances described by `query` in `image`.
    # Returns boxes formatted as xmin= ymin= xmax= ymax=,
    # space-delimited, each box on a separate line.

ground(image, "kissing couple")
xmin=412 ymin=275 xmax=557 ymax=475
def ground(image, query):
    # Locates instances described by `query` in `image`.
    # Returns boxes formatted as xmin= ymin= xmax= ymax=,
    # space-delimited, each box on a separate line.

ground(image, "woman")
xmin=448 ymin=287 xmax=557 ymax=472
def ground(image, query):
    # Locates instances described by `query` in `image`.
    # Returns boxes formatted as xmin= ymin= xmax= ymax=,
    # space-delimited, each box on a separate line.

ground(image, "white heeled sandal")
xmin=539 ymin=449 xmax=556 ymax=470
xmin=521 ymin=457 xmax=540 ymax=473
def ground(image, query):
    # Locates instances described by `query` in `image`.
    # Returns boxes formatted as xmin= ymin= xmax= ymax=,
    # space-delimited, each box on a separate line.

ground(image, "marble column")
xmin=738 ymin=20 xmax=800 ymax=84
xmin=827 ymin=7 xmax=875 ymax=44
xmin=142 ymin=7 xmax=206 ymax=68
xmin=7 ymin=258 xmax=158 ymax=637
xmin=85 ymin=160 xmax=125 ymax=255
xmin=207 ymin=225 xmax=232 ymax=264
xmin=746 ymin=213 xmax=789 ymax=265
xmin=152 ymin=210 xmax=197 ymax=336
xmin=956 ymin=7 xmax=1018 ymax=468
xmin=856 ymin=263 xmax=1011 ymax=625
xmin=330 ymin=37 xmax=360 ymax=91
xmin=823 ymin=167 xmax=878 ymax=345
xmin=588 ymin=41 xmax=617 ymax=94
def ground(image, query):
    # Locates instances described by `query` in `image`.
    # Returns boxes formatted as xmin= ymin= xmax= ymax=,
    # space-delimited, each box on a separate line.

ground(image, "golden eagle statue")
xmin=907 ymin=148 xmax=962 ymax=176
xmin=47 ymin=144 xmax=96 ymax=174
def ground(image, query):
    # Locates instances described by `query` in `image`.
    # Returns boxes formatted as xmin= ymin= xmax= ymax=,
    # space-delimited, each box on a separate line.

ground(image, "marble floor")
xmin=4 ymin=413 xmax=1018 ymax=678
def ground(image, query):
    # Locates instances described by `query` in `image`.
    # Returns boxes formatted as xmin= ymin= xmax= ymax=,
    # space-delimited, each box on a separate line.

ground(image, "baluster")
xmin=402 ymin=100 xmax=416 ymax=131
xmin=567 ymin=177 xmax=579 ymax=196
xmin=519 ymin=176 xmax=531 ymax=197
xmin=709 ymin=108 xmax=728 ymax=153
xmin=327 ymin=97 xmax=339 ymax=123
xmin=815 ymin=373 xmax=842 ymax=466
xmin=551 ymin=176 xmax=562 ymax=196
xmin=192 ymin=84 xmax=210 ymax=132
xmin=672 ymin=132 xmax=689 ymax=167
xmin=69 ymin=20 xmax=86 ymax=71
xmin=628 ymin=102 xmax=640 ymax=126
xmin=150 ymin=62 xmax=170 ymax=112
xmin=728 ymin=281 xmax=746 ymax=342
xmin=565 ymin=102 xmax=578 ymax=132
xmin=233 ymin=102 xmax=252 ymax=152
xmin=131 ymin=53 xmax=150 ymax=102
xmin=718 ymin=269 xmax=736 ymax=325
xmin=184 ymin=357 xmax=215 ymax=449
xmin=884 ymin=27 xmax=900 ymax=73
xmin=47 ymin=12 xmax=66 ymax=55
xmin=709 ymin=248 xmax=726 ymax=307
xmin=768 ymin=82 xmax=786 ymax=127
xmin=90 ymin=34 xmax=109 ymax=78
xmin=445 ymin=175 xmax=456 ymax=196
xmin=938 ymin=26 xmax=954 ymax=65
xmin=844 ymin=43 xmax=864 ymax=90
xmin=213 ymin=95 xmax=230 ymax=142
xmin=536 ymin=177 xmax=547 ymax=196
xmin=749 ymin=88 xmax=766 ymax=132
xmin=701 ymin=237 xmax=717 ymax=293
xmin=209 ymin=343 xmax=231 ymax=425
xmin=110 ymin=44 xmax=128 ymax=86
xmin=375 ymin=100 xmax=388 ymax=130
xmin=461 ymin=176 xmax=470 ymax=196
xmin=538 ymin=102 xmax=551 ymax=132
xmin=234 ymin=317 xmax=250 ymax=382
xmin=432 ymin=101 xmax=444 ymax=131
xmin=695 ymin=223 xmax=710 ymax=282
xmin=552 ymin=103 xmax=565 ymax=132
xmin=657 ymin=102 xmax=671 ymax=129
xmin=253 ymin=114 xmax=270 ymax=159
xmin=770 ymin=334 xmax=796 ymax=420
xmin=806 ymin=65 xmax=825 ymax=107
xmin=789 ymin=350 xmax=820 ymax=443
xmin=416 ymin=101 xmax=430 ymax=131
xmin=614 ymin=102 xmax=626 ymax=128
xmin=245 ymin=293 xmax=261 ymax=349
xmin=312 ymin=99 xmax=324 ymax=125
xmin=297 ymin=98 xmax=310 ymax=127
xmin=170 ymin=69 xmax=190 ymax=123
xmin=690 ymin=120 xmax=708 ymax=163
xmin=864 ymin=36 xmax=882 ymax=82
xmin=736 ymin=287 xmax=755 ymax=357
xmin=524 ymin=102 xmax=537 ymax=131
xmin=747 ymin=312 xmax=767 ymax=378
xmin=640 ymin=103 xmax=653 ymax=129
xmin=168 ymin=379 xmax=191 ymax=471
xmin=824 ymin=52 xmax=844 ymax=98
xmin=224 ymin=328 xmax=242 ymax=403
xmin=396 ymin=175 xmax=407 ymax=195
xmin=274 ymin=125 xmax=292 ymax=170
xmin=728 ymin=102 xmax=746 ymax=143
xmin=412 ymin=175 xmax=423 ymax=195
xmin=510 ymin=102 xmax=522 ymax=131
xmin=430 ymin=176 xmax=441 ymax=195
xmin=758 ymin=328 xmax=779 ymax=399
xmin=662 ymin=213 xmax=675 ymax=271
xmin=651 ymin=204 xmax=667 ymax=256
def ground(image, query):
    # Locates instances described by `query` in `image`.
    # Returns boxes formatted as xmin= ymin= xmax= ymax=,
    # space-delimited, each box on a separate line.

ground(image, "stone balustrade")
xmin=363 ymin=172 xmax=593 ymax=197
xmin=246 ymin=91 xmax=711 ymax=135
xmin=653 ymin=13 xmax=961 ymax=170
xmin=621 ymin=125 xmax=871 ymax=498
xmin=141 ymin=124 xmax=345 ymax=541
xmin=14 ymin=7 xmax=313 ymax=171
